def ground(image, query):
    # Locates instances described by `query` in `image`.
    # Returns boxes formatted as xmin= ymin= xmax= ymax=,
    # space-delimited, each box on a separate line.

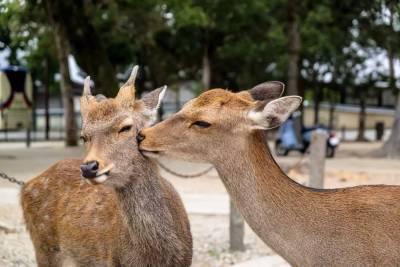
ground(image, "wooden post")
xmin=309 ymin=130 xmax=327 ymax=189
xmin=26 ymin=127 xmax=31 ymax=148
xmin=44 ymin=58 xmax=50 ymax=140
xmin=229 ymin=200 xmax=245 ymax=251
xmin=341 ymin=126 xmax=346 ymax=141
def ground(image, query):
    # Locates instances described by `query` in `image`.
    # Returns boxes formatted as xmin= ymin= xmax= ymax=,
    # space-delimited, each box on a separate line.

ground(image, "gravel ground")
xmin=0 ymin=205 xmax=35 ymax=267
xmin=0 ymin=203 xmax=271 ymax=267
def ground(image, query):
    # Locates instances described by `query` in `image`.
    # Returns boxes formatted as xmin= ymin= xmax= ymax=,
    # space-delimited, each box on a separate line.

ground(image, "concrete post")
xmin=229 ymin=200 xmax=245 ymax=251
xmin=309 ymin=130 xmax=327 ymax=189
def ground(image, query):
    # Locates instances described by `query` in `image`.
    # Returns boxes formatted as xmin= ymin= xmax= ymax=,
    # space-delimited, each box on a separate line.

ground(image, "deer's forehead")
xmin=83 ymin=98 xmax=146 ymax=121
xmin=83 ymin=100 xmax=122 ymax=121
xmin=187 ymin=89 xmax=254 ymax=114
xmin=82 ymin=112 xmax=141 ymax=133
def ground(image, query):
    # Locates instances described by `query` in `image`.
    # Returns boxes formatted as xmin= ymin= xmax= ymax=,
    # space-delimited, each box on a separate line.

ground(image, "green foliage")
xmin=0 ymin=0 xmax=399 ymax=101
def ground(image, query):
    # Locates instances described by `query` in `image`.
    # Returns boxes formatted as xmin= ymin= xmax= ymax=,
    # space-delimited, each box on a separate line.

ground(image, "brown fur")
xmin=139 ymin=83 xmax=400 ymax=266
xmin=21 ymin=83 xmax=192 ymax=267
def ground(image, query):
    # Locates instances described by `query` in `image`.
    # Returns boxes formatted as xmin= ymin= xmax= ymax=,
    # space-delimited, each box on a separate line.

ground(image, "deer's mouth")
xmin=89 ymin=164 xmax=114 ymax=184
xmin=139 ymin=149 xmax=162 ymax=158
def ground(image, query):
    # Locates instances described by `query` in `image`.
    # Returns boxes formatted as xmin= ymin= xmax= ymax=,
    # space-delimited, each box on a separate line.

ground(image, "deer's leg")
xmin=34 ymin=247 xmax=61 ymax=267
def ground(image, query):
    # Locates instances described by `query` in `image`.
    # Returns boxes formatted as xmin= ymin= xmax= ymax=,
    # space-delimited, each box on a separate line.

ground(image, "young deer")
xmin=138 ymin=82 xmax=400 ymax=266
xmin=21 ymin=67 xmax=192 ymax=267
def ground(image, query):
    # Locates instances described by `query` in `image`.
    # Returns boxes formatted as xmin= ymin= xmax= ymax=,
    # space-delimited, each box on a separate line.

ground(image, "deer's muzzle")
xmin=80 ymin=161 xmax=99 ymax=179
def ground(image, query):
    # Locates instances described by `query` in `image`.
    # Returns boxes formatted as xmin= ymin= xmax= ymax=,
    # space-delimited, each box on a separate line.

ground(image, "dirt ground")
xmin=0 ymin=141 xmax=399 ymax=266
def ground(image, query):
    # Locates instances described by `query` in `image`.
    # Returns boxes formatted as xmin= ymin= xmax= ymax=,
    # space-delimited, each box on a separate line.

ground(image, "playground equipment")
xmin=0 ymin=66 xmax=33 ymax=136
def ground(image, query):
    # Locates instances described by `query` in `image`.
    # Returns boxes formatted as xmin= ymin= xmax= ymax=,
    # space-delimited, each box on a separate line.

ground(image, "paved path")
xmin=233 ymin=255 xmax=290 ymax=267
xmin=0 ymin=188 xmax=19 ymax=205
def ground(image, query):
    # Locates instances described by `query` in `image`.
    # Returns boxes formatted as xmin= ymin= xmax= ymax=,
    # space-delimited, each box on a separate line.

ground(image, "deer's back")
xmin=283 ymin=185 xmax=400 ymax=266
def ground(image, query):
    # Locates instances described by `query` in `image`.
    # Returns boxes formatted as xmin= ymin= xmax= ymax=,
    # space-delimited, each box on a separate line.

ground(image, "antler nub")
xmin=83 ymin=76 xmax=92 ymax=96
xmin=125 ymin=65 xmax=139 ymax=87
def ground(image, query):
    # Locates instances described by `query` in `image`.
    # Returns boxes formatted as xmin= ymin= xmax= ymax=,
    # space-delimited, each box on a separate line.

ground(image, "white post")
xmin=229 ymin=200 xmax=245 ymax=251
xmin=309 ymin=130 xmax=327 ymax=189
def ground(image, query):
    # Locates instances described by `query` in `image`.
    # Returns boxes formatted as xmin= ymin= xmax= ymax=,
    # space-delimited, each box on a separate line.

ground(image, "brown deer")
xmin=138 ymin=82 xmax=400 ymax=266
xmin=21 ymin=67 xmax=192 ymax=267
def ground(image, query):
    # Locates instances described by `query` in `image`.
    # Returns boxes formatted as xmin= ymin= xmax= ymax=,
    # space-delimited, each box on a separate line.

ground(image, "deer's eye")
xmin=80 ymin=135 xmax=88 ymax=143
xmin=192 ymin=121 xmax=211 ymax=128
xmin=119 ymin=125 xmax=132 ymax=133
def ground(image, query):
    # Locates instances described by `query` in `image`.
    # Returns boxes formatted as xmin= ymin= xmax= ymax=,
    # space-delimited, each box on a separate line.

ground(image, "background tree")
xmin=367 ymin=1 xmax=400 ymax=157
xmin=0 ymin=0 xmax=399 ymax=154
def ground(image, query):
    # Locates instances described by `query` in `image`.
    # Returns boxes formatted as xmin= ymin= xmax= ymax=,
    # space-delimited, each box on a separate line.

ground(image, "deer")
xmin=20 ymin=66 xmax=192 ymax=267
xmin=137 ymin=81 xmax=400 ymax=266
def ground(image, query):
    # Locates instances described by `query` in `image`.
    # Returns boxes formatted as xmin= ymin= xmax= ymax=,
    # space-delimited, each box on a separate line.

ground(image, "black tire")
xmin=275 ymin=141 xmax=289 ymax=156
xmin=326 ymin=146 xmax=335 ymax=158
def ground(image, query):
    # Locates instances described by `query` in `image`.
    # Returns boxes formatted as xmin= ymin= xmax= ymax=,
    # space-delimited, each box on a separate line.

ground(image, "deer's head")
xmin=79 ymin=66 xmax=166 ymax=187
xmin=138 ymin=82 xmax=301 ymax=162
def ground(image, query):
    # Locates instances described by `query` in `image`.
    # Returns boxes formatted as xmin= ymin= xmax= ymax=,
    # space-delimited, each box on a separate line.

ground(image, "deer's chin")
xmin=86 ymin=163 xmax=114 ymax=184
xmin=86 ymin=174 xmax=109 ymax=185
xmin=140 ymin=149 xmax=162 ymax=159
xmin=93 ymin=174 xmax=109 ymax=184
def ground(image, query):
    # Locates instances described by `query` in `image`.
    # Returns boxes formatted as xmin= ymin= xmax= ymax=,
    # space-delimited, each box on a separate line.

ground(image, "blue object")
xmin=278 ymin=118 xmax=299 ymax=148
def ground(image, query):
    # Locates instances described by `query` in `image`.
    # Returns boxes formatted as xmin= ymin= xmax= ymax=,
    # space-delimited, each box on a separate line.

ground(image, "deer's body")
xmin=138 ymin=82 xmax=400 ymax=266
xmin=21 ymin=158 xmax=191 ymax=267
xmin=21 ymin=68 xmax=192 ymax=267
xmin=215 ymin=131 xmax=400 ymax=266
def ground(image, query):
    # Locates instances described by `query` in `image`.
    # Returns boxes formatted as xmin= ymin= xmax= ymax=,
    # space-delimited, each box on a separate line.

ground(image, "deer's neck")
xmin=214 ymin=131 xmax=312 ymax=257
xmin=115 ymin=164 xmax=177 ymax=256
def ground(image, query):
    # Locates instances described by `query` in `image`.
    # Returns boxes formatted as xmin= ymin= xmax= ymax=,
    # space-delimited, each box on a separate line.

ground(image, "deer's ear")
xmin=140 ymin=86 xmax=167 ymax=123
xmin=247 ymin=96 xmax=302 ymax=130
xmin=248 ymin=81 xmax=284 ymax=103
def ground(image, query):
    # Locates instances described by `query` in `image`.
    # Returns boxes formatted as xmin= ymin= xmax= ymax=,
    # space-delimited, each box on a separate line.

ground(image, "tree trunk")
xmin=286 ymin=0 xmax=301 ymax=96
xmin=328 ymin=103 xmax=335 ymax=130
xmin=43 ymin=58 xmax=50 ymax=140
xmin=42 ymin=1 xmax=118 ymax=97
xmin=44 ymin=0 xmax=78 ymax=146
xmin=54 ymin=32 xmax=78 ymax=146
xmin=378 ymin=11 xmax=400 ymax=157
xmin=313 ymin=87 xmax=320 ymax=125
xmin=229 ymin=200 xmax=245 ymax=251
xmin=202 ymin=44 xmax=211 ymax=90
xmin=380 ymin=47 xmax=400 ymax=156
xmin=356 ymin=91 xmax=367 ymax=142
xmin=381 ymin=93 xmax=400 ymax=157
xmin=95 ymin=64 xmax=118 ymax=97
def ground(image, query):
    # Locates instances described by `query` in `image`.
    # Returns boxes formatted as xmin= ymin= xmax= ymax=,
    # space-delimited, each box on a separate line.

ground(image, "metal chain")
xmin=0 ymin=171 xmax=25 ymax=186
xmin=0 ymin=155 xmax=302 ymax=184
xmin=157 ymin=161 xmax=214 ymax=178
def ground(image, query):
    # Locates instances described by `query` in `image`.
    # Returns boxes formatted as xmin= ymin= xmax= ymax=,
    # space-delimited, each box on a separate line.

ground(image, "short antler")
xmin=83 ymin=76 xmax=92 ymax=96
xmin=116 ymin=65 xmax=139 ymax=104
xmin=124 ymin=65 xmax=138 ymax=88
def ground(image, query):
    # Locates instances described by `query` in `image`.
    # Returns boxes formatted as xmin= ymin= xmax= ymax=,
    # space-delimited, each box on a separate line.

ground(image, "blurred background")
xmin=0 ymin=0 xmax=399 ymax=149
xmin=0 ymin=0 xmax=399 ymax=266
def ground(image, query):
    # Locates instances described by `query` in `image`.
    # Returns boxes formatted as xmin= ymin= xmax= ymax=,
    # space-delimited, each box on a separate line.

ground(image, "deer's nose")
xmin=80 ymin=161 xmax=99 ymax=179
xmin=136 ymin=132 xmax=145 ymax=143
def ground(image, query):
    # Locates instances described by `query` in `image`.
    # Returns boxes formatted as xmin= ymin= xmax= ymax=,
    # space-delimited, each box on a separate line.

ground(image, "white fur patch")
xmin=121 ymin=117 xmax=134 ymax=126
xmin=93 ymin=174 xmax=108 ymax=184
xmin=247 ymin=110 xmax=266 ymax=128
xmin=248 ymin=96 xmax=302 ymax=130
